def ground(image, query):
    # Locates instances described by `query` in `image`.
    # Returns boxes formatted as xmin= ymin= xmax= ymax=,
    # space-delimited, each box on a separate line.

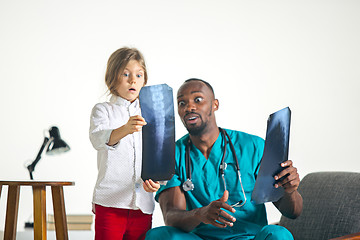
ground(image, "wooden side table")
xmin=0 ymin=181 xmax=74 ymax=240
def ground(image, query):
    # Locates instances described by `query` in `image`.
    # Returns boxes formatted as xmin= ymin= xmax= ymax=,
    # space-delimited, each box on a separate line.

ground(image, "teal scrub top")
xmin=155 ymin=129 xmax=267 ymax=240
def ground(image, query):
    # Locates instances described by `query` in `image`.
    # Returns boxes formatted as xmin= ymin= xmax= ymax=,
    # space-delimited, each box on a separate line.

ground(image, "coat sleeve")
xmin=89 ymin=103 xmax=115 ymax=151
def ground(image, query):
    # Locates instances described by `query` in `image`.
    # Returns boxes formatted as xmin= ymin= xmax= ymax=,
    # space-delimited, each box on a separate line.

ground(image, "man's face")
xmin=177 ymin=81 xmax=218 ymax=135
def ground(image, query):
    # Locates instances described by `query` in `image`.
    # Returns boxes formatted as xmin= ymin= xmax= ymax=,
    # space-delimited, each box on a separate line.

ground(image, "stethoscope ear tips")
xmin=230 ymin=200 xmax=245 ymax=208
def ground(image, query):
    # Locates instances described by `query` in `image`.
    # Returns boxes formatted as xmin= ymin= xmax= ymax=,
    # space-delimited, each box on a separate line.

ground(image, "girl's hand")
xmin=125 ymin=115 xmax=147 ymax=134
xmin=143 ymin=179 xmax=160 ymax=193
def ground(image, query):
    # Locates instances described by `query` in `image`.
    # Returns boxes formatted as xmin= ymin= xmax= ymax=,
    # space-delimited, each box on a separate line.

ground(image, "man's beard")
xmin=186 ymin=107 xmax=213 ymax=136
xmin=186 ymin=122 xmax=207 ymax=136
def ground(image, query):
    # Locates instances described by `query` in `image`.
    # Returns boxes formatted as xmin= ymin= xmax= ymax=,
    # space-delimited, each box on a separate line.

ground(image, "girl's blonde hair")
xmin=105 ymin=47 xmax=148 ymax=96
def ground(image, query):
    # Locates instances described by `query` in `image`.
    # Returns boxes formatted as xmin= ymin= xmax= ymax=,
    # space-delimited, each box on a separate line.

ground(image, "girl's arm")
xmin=107 ymin=115 xmax=147 ymax=146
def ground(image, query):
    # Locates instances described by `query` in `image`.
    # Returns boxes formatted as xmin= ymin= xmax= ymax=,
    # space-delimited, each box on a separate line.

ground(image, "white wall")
xmin=1 ymin=0 xmax=359 ymax=232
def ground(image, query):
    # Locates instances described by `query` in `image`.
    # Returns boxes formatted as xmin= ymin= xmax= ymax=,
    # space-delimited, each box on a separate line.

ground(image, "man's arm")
xmin=272 ymin=160 xmax=303 ymax=219
xmin=158 ymin=187 xmax=236 ymax=232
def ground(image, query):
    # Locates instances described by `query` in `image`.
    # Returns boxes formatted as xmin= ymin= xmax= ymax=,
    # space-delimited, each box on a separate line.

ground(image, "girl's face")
xmin=116 ymin=59 xmax=145 ymax=102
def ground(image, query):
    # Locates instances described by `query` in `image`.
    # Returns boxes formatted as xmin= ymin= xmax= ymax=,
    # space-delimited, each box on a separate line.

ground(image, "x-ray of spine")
xmin=139 ymin=84 xmax=175 ymax=181
xmin=150 ymin=85 xmax=166 ymax=156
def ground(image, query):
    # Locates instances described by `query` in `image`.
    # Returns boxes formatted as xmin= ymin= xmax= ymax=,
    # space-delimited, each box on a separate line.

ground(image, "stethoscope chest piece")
xmin=183 ymin=179 xmax=194 ymax=192
xmin=182 ymin=128 xmax=247 ymax=206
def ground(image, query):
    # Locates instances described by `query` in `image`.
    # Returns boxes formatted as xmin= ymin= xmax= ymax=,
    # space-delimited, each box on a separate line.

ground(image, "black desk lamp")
xmin=26 ymin=126 xmax=70 ymax=180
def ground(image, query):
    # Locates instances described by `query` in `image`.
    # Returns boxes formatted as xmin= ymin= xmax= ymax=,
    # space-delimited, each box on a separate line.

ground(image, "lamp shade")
xmin=46 ymin=126 xmax=70 ymax=155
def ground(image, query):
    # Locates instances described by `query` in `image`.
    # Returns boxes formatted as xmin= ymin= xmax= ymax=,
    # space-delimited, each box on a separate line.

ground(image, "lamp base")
xmin=24 ymin=221 xmax=34 ymax=228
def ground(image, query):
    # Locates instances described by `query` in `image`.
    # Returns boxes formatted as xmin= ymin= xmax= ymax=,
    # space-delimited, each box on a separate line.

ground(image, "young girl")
xmin=89 ymin=47 xmax=160 ymax=240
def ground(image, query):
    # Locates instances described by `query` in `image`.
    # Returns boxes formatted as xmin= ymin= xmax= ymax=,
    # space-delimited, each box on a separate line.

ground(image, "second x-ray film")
xmin=251 ymin=107 xmax=291 ymax=204
xmin=139 ymin=84 xmax=175 ymax=181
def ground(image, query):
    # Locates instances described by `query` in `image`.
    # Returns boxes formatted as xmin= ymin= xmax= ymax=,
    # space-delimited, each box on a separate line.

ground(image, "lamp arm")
xmin=27 ymin=137 xmax=50 ymax=180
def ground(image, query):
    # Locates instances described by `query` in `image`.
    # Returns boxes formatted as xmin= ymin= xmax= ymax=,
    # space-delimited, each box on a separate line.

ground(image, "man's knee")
xmin=146 ymin=226 xmax=201 ymax=240
xmin=255 ymin=225 xmax=294 ymax=240
xmin=146 ymin=226 xmax=167 ymax=240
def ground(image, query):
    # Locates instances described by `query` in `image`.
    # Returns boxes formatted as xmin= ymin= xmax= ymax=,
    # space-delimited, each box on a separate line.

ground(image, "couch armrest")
xmin=328 ymin=232 xmax=360 ymax=240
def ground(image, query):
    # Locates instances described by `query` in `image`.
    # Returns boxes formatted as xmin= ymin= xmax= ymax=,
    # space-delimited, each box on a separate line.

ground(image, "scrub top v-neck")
xmin=156 ymin=128 xmax=267 ymax=239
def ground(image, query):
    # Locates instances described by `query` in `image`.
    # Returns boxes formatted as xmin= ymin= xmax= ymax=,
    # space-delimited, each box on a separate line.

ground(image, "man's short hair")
xmin=184 ymin=78 xmax=215 ymax=97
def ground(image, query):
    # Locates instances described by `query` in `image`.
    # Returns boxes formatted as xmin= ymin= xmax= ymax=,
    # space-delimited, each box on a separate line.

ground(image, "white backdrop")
xmin=1 ymin=0 xmax=359 ymax=232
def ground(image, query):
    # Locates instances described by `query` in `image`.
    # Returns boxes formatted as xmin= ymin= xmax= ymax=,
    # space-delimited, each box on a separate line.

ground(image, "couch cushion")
xmin=279 ymin=172 xmax=360 ymax=240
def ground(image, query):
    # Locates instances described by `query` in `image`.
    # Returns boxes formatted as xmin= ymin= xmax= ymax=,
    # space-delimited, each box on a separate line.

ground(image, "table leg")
xmin=33 ymin=185 xmax=47 ymax=240
xmin=4 ymin=185 xmax=20 ymax=240
xmin=51 ymin=186 xmax=69 ymax=240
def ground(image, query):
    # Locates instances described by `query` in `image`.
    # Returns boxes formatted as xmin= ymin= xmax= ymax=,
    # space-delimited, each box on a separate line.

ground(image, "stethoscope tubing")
xmin=183 ymin=128 xmax=244 ymax=191
xmin=182 ymin=128 xmax=247 ymax=207
xmin=185 ymin=128 xmax=239 ymax=179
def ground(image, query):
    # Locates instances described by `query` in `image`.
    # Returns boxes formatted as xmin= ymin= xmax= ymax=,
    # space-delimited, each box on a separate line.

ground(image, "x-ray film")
xmin=251 ymin=107 xmax=291 ymax=204
xmin=139 ymin=84 xmax=175 ymax=181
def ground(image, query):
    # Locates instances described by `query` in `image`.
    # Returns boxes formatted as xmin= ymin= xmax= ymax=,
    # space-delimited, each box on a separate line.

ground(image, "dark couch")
xmin=279 ymin=172 xmax=360 ymax=240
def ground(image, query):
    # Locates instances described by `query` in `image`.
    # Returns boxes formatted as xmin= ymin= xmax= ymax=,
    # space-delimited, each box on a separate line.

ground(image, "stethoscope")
xmin=182 ymin=128 xmax=247 ymax=208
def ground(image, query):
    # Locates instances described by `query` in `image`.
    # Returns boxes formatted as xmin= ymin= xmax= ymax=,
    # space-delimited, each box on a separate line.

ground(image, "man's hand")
xmin=195 ymin=190 xmax=236 ymax=228
xmin=273 ymin=159 xmax=303 ymax=219
xmin=274 ymin=160 xmax=300 ymax=194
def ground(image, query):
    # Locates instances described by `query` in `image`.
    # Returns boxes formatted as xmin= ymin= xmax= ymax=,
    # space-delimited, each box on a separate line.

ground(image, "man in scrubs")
xmin=146 ymin=79 xmax=303 ymax=240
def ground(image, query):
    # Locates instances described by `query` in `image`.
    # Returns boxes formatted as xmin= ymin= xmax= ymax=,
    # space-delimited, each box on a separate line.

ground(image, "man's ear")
xmin=213 ymin=99 xmax=219 ymax=111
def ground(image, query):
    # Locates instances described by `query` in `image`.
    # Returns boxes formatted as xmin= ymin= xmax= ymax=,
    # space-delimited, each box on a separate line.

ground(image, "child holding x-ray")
xmin=89 ymin=47 xmax=160 ymax=240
